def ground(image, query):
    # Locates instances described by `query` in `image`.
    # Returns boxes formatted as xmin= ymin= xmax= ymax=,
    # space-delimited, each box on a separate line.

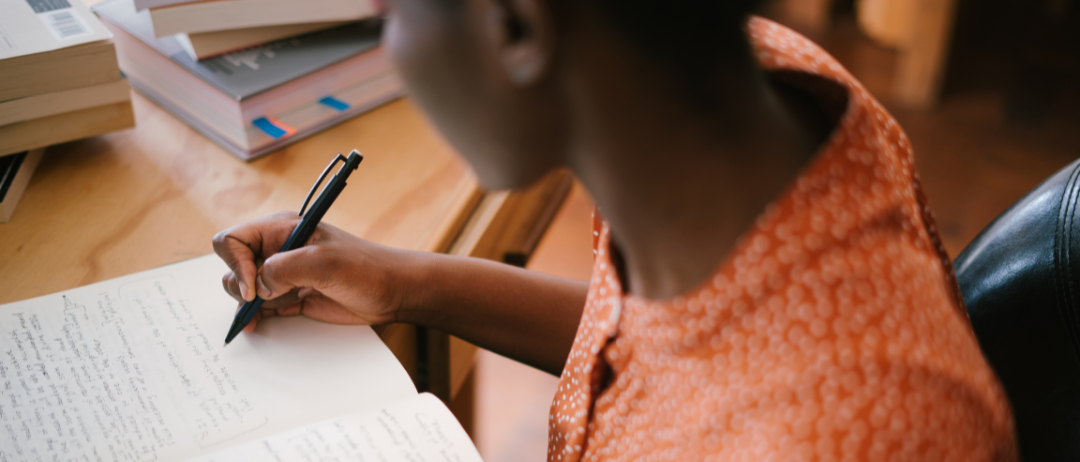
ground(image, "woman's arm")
xmin=403 ymin=252 xmax=587 ymax=375
xmin=213 ymin=211 xmax=587 ymax=376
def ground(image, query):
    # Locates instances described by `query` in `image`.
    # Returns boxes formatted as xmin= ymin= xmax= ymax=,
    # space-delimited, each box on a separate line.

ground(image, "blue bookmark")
xmin=318 ymin=96 xmax=350 ymax=112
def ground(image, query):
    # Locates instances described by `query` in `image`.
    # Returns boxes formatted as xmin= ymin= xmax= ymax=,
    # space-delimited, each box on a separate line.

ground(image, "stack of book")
xmin=94 ymin=0 xmax=401 ymax=161
xmin=0 ymin=0 xmax=135 ymax=222
xmin=139 ymin=0 xmax=379 ymax=60
xmin=0 ymin=148 xmax=45 ymax=223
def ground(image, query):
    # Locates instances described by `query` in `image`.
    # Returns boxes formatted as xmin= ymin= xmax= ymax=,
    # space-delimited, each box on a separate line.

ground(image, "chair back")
xmin=955 ymin=157 xmax=1080 ymax=462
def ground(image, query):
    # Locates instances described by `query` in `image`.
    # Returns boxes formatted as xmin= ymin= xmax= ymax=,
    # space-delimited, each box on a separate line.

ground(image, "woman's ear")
xmin=481 ymin=0 xmax=554 ymax=86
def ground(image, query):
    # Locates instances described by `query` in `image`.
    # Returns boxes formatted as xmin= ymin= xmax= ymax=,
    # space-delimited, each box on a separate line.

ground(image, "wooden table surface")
xmin=3 ymin=0 xmax=575 ymax=432
xmin=0 ymin=89 xmax=573 ymax=420
xmin=0 ymin=93 xmax=480 ymax=302
xmin=0 ymin=89 xmax=487 ymax=376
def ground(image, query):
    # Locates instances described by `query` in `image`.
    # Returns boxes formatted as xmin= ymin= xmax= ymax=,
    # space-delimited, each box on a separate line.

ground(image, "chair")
xmin=955 ymin=157 xmax=1080 ymax=462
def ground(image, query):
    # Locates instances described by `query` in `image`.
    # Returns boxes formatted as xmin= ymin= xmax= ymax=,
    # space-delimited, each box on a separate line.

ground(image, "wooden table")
xmin=0 ymin=91 xmax=572 ymax=428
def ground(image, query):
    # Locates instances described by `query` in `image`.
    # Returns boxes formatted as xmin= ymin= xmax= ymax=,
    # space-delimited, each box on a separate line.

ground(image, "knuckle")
xmin=308 ymin=243 xmax=328 ymax=262
xmin=262 ymin=254 xmax=290 ymax=290
xmin=261 ymin=257 xmax=279 ymax=283
xmin=308 ymin=223 xmax=336 ymax=247
xmin=211 ymin=230 xmax=229 ymax=248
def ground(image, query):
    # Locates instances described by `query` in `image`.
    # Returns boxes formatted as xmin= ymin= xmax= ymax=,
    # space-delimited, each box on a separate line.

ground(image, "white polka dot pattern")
xmin=547 ymin=17 xmax=1017 ymax=462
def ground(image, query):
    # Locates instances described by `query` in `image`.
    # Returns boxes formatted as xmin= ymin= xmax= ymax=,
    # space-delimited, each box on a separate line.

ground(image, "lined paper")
xmin=0 ymin=255 xmax=417 ymax=460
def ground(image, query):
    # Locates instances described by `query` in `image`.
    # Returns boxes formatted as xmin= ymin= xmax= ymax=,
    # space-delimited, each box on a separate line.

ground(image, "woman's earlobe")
xmin=484 ymin=0 xmax=553 ymax=86
xmin=504 ymin=46 xmax=547 ymax=85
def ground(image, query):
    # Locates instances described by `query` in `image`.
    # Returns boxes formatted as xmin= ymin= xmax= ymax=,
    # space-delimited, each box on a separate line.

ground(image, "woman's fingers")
xmin=243 ymin=310 xmax=264 ymax=333
xmin=239 ymin=293 xmax=321 ymax=334
xmin=212 ymin=213 xmax=395 ymax=334
xmin=214 ymin=233 xmax=259 ymax=302
xmin=256 ymin=246 xmax=333 ymax=300
xmin=255 ymin=287 xmax=306 ymax=309
xmin=213 ymin=211 xmax=302 ymax=302
xmin=222 ymin=262 xmax=315 ymax=311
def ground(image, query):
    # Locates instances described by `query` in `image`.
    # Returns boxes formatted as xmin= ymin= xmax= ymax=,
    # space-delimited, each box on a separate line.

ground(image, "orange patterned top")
xmin=547 ymin=17 xmax=1017 ymax=462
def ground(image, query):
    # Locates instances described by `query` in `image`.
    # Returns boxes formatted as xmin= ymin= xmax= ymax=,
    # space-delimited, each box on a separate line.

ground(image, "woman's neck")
xmin=562 ymin=38 xmax=827 ymax=299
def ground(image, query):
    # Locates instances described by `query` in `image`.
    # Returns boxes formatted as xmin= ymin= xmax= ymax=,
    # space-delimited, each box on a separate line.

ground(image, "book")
xmin=0 ymin=255 xmax=484 ymax=461
xmin=176 ymin=21 xmax=348 ymax=60
xmin=0 ymin=148 xmax=45 ymax=223
xmin=0 ymin=78 xmax=130 ymax=126
xmin=0 ymin=102 xmax=134 ymax=157
xmin=147 ymin=0 xmax=380 ymax=37
xmin=94 ymin=0 xmax=403 ymax=161
xmin=0 ymin=0 xmax=122 ymax=102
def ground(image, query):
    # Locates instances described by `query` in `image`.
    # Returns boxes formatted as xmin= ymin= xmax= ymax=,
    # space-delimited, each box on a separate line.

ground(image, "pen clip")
xmin=299 ymin=153 xmax=348 ymax=217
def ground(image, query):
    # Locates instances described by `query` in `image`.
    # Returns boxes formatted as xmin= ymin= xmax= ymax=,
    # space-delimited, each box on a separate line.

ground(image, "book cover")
xmin=0 ymin=152 xmax=27 ymax=203
xmin=0 ymin=148 xmax=45 ymax=223
xmin=176 ymin=21 xmax=347 ymax=60
xmin=128 ymin=74 xmax=403 ymax=161
xmin=0 ymin=0 xmax=112 ymax=60
xmin=146 ymin=0 xmax=378 ymax=37
xmin=92 ymin=0 xmax=381 ymax=101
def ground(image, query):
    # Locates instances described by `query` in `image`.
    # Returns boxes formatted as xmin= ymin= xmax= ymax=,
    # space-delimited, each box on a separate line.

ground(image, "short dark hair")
xmin=593 ymin=0 xmax=761 ymax=62
xmin=420 ymin=0 xmax=762 ymax=110
xmin=591 ymin=0 xmax=763 ymax=110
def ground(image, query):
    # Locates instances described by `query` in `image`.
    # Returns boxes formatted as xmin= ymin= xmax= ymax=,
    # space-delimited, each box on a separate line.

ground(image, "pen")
xmin=224 ymin=150 xmax=364 ymax=346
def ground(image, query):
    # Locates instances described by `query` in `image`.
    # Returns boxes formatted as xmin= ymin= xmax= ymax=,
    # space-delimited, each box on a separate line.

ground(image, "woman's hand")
xmin=212 ymin=211 xmax=421 ymax=333
xmin=213 ymin=212 xmax=587 ymax=376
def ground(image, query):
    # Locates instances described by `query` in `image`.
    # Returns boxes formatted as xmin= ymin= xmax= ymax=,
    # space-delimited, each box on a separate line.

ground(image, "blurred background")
xmin=473 ymin=0 xmax=1080 ymax=460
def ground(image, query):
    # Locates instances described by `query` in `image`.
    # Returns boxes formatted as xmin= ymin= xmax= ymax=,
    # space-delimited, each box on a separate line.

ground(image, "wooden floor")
xmin=472 ymin=17 xmax=1080 ymax=462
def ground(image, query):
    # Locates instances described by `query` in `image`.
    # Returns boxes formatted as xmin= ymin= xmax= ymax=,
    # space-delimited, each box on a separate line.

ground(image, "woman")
xmin=213 ymin=0 xmax=1017 ymax=460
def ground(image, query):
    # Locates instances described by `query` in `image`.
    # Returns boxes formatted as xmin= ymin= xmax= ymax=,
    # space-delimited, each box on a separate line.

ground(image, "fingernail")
xmin=256 ymin=275 xmax=271 ymax=298
xmin=297 ymin=287 xmax=314 ymax=299
xmin=239 ymin=280 xmax=250 ymax=301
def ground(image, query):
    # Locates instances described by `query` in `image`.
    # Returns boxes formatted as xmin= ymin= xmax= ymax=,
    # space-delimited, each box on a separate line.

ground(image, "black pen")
xmin=224 ymin=150 xmax=364 ymax=346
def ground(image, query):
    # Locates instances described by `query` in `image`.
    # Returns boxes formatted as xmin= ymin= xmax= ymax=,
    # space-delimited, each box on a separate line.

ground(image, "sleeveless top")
xmin=547 ymin=17 xmax=1017 ymax=462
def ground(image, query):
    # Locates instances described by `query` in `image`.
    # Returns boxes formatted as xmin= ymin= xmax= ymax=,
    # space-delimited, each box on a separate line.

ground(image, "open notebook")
xmin=0 ymin=255 xmax=483 ymax=462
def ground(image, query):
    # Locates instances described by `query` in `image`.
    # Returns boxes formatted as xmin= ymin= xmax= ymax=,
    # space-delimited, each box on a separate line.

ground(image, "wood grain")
xmin=0 ymin=91 xmax=482 ymax=382
xmin=0 ymin=92 xmax=478 ymax=303
xmin=6 ymin=0 xmax=573 ymax=422
xmin=1 ymin=81 xmax=572 ymax=427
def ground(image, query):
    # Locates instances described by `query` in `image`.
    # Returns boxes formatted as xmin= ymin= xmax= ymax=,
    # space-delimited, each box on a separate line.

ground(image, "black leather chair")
xmin=955 ymin=158 xmax=1080 ymax=462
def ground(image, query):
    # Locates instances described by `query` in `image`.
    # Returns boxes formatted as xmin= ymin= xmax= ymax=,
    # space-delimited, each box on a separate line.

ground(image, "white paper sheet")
xmin=193 ymin=393 xmax=483 ymax=462
xmin=0 ymin=255 xmax=417 ymax=461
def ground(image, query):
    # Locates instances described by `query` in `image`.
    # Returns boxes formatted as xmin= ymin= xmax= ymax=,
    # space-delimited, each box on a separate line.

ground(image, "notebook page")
xmin=194 ymin=393 xmax=483 ymax=462
xmin=0 ymin=254 xmax=417 ymax=461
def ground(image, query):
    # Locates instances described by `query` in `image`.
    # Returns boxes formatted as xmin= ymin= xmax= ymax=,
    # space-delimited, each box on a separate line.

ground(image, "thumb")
xmin=255 ymin=246 xmax=328 ymax=300
xmin=213 ymin=233 xmax=259 ymax=302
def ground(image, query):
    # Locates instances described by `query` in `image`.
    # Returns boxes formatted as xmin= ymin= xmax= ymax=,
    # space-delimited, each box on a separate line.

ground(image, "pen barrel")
xmin=239 ymin=297 xmax=265 ymax=326
xmin=225 ymin=296 xmax=266 ymax=344
xmin=226 ymin=153 xmax=361 ymax=346
xmin=279 ymin=179 xmax=348 ymax=252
